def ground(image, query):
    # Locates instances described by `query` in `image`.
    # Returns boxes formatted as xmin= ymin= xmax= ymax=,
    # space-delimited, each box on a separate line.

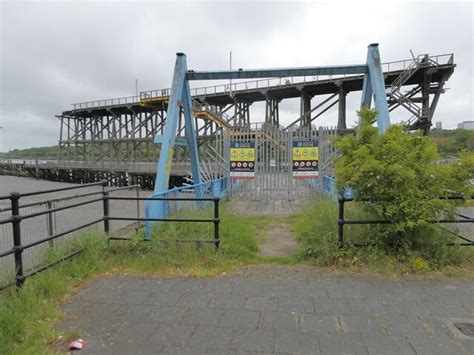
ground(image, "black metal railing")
xmin=0 ymin=181 xmax=105 ymax=288
xmin=0 ymin=181 xmax=220 ymax=289
xmin=105 ymin=196 xmax=220 ymax=250
xmin=337 ymin=196 xmax=474 ymax=247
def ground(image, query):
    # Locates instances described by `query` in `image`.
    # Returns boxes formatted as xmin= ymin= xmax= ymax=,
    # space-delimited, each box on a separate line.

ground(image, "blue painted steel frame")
xmin=187 ymin=44 xmax=390 ymax=133
xmin=153 ymin=46 xmax=391 ymax=193
xmin=153 ymin=53 xmax=201 ymax=195
xmin=148 ymin=53 xmax=202 ymax=238
xmin=360 ymin=44 xmax=391 ymax=133
xmin=186 ymin=65 xmax=368 ymax=80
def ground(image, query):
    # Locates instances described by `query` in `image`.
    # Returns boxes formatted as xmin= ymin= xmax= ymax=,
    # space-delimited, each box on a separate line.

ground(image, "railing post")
xmin=337 ymin=196 xmax=345 ymax=248
xmin=213 ymin=197 xmax=220 ymax=250
xmin=135 ymin=185 xmax=141 ymax=229
xmin=47 ymin=201 xmax=55 ymax=247
xmin=102 ymin=181 xmax=110 ymax=237
xmin=10 ymin=192 xmax=24 ymax=287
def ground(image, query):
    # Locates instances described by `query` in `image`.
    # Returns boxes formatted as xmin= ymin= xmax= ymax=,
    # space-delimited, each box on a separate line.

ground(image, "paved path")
xmin=57 ymin=266 xmax=474 ymax=354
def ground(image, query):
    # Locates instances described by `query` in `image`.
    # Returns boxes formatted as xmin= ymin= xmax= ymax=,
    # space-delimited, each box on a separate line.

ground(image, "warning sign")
xmin=230 ymin=142 xmax=255 ymax=179
xmin=292 ymin=141 xmax=318 ymax=178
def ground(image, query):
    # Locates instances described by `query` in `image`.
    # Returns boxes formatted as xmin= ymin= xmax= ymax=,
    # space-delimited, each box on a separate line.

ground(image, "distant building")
xmin=457 ymin=121 xmax=474 ymax=130
xmin=435 ymin=121 xmax=442 ymax=129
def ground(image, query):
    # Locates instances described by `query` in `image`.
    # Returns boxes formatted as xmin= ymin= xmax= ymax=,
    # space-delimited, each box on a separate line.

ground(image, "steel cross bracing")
xmin=56 ymin=47 xmax=455 ymax=186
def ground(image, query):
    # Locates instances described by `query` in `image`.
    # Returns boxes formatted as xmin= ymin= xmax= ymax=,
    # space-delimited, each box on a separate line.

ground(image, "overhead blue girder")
xmin=186 ymin=65 xmax=368 ymax=81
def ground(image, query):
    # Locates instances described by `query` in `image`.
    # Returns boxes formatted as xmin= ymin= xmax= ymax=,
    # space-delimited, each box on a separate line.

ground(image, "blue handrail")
xmin=145 ymin=177 xmax=227 ymax=239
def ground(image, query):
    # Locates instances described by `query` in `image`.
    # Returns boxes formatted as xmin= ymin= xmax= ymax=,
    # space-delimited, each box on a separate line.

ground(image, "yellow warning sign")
xmin=292 ymin=146 xmax=318 ymax=161
xmin=230 ymin=147 xmax=255 ymax=162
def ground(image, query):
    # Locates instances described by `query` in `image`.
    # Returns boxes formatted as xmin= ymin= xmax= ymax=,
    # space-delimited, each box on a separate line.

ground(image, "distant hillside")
xmin=429 ymin=128 xmax=474 ymax=154
xmin=0 ymin=146 xmax=59 ymax=159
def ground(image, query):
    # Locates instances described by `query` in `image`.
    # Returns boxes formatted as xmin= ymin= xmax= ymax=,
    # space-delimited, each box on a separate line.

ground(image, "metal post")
xmin=363 ymin=44 xmax=390 ymax=133
xmin=47 ymin=201 xmax=55 ymax=247
xmin=213 ymin=198 xmax=220 ymax=250
xmin=338 ymin=196 xmax=345 ymax=248
xmin=229 ymin=50 xmax=232 ymax=97
xmin=103 ymin=191 xmax=110 ymax=236
xmin=35 ymin=159 xmax=39 ymax=179
xmin=102 ymin=181 xmax=110 ymax=236
xmin=337 ymin=87 xmax=347 ymax=130
xmin=136 ymin=185 xmax=140 ymax=220
xmin=10 ymin=192 xmax=24 ymax=287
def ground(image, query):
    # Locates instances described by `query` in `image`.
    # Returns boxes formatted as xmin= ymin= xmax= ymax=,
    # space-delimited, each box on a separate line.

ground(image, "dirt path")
xmin=259 ymin=221 xmax=298 ymax=257
xmin=228 ymin=199 xmax=306 ymax=216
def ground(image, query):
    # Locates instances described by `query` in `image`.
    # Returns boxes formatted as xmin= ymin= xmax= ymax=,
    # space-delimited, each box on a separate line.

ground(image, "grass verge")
xmin=289 ymin=196 xmax=474 ymax=275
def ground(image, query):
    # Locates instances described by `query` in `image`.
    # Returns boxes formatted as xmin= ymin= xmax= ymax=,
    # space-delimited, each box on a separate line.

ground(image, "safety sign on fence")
xmin=292 ymin=141 xmax=319 ymax=178
xmin=230 ymin=141 xmax=255 ymax=179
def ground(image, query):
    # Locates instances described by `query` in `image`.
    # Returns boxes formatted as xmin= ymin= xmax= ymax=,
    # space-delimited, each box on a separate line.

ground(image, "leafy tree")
xmin=430 ymin=128 xmax=474 ymax=154
xmin=335 ymin=107 xmax=473 ymax=248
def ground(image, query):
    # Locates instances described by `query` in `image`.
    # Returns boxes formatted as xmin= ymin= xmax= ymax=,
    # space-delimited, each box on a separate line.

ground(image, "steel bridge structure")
xmin=6 ymin=48 xmax=454 ymax=188
xmin=59 ymin=52 xmax=453 ymax=150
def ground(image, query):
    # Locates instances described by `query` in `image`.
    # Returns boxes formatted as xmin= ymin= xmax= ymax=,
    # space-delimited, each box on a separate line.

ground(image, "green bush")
xmin=291 ymin=108 xmax=474 ymax=271
xmin=334 ymin=107 xmax=474 ymax=249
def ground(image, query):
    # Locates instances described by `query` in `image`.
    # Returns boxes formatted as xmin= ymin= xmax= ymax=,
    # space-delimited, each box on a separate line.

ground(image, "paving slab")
xmin=56 ymin=266 xmax=474 ymax=354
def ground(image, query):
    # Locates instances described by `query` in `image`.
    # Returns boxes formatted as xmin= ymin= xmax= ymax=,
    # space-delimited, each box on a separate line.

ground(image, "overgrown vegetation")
xmin=335 ymin=107 xmax=473 ymax=247
xmin=291 ymin=197 xmax=474 ymax=274
xmin=290 ymin=108 xmax=474 ymax=273
xmin=110 ymin=206 xmax=261 ymax=274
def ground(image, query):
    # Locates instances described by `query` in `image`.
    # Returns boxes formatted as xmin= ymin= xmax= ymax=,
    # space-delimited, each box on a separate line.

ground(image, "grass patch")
xmin=107 ymin=205 xmax=262 ymax=276
xmin=290 ymin=196 xmax=474 ymax=275
xmin=0 ymin=233 xmax=108 ymax=354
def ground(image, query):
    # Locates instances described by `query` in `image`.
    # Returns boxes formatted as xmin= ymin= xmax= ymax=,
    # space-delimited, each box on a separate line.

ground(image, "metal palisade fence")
xmin=225 ymin=125 xmax=341 ymax=200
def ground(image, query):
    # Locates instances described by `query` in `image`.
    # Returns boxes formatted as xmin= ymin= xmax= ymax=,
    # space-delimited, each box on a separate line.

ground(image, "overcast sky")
xmin=0 ymin=0 xmax=473 ymax=151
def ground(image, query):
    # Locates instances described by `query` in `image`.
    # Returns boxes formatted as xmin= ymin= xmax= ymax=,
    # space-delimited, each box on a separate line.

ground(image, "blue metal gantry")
xmin=153 ymin=53 xmax=201 ymax=195
xmin=147 ymin=44 xmax=391 ymax=234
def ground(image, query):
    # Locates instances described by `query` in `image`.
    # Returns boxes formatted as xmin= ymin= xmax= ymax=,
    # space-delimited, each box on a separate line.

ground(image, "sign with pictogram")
xmin=292 ymin=141 xmax=318 ymax=178
xmin=230 ymin=142 xmax=255 ymax=179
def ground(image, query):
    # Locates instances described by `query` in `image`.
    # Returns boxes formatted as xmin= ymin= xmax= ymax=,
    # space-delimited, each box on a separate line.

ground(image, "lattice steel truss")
xmin=58 ymin=48 xmax=455 ymax=169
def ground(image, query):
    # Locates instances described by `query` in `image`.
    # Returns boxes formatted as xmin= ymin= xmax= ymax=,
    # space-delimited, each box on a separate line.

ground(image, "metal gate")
xmin=223 ymin=125 xmax=338 ymax=200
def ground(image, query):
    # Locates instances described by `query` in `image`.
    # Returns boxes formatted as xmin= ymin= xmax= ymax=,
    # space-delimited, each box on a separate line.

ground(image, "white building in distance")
xmin=457 ymin=121 xmax=474 ymax=130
